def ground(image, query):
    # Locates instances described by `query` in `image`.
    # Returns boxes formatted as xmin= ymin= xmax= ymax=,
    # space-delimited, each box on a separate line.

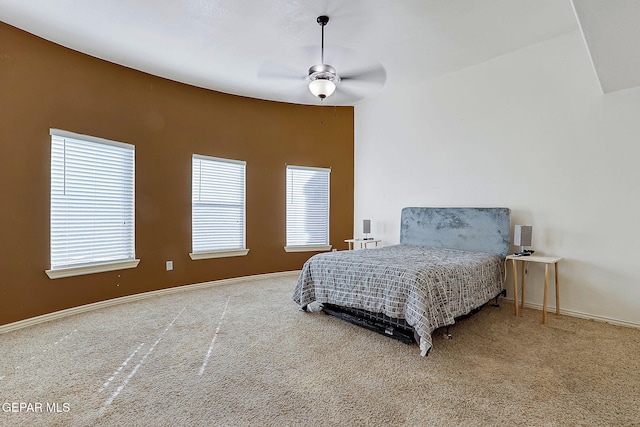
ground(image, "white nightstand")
xmin=344 ymin=239 xmax=381 ymax=250
xmin=506 ymin=254 xmax=563 ymax=324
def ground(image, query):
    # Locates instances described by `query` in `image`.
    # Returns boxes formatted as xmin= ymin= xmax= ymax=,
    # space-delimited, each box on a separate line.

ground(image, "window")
xmin=285 ymin=165 xmax=331 ymax=252
xmin=46 ymin=129 xmax=138 ymax=279
xmin=190 ymin=155 xmax=248 ymax=259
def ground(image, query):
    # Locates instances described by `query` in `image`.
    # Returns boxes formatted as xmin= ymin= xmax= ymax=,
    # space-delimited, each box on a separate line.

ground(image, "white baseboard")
xmin=503 ymin=297 xmax=640 ymax=330
xmin=0 ymin=270 xmax=300 ymax=335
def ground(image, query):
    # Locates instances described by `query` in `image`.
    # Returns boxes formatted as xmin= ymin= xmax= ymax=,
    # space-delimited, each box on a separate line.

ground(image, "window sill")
xmin=45 ymin=259 xmax=140 ymax=279
xmin=189 ymin=249 xmax=250 ymax=260
xmin=284 ymin=245 xmax=332 ymax=253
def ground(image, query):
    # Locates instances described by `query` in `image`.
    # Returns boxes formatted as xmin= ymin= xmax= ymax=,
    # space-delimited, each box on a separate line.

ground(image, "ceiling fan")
xmin=308 ymin=15 xmax=340 ymax=99
xmin=258 ymin=15 xmax=386 ymax=105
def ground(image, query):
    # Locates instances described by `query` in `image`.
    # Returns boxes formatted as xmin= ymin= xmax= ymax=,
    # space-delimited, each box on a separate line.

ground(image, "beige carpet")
xmin=1 ymin=272 xmax=639 ymax=426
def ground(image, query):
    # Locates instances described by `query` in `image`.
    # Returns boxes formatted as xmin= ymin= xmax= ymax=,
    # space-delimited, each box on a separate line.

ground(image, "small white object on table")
xmin=344 ymin=239 xmax=381 ymax=250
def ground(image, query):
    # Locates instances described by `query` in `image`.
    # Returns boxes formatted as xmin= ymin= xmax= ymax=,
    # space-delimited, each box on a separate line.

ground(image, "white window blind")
xmin=286 ymin=165 xmax=330 ymax=248
xmin=49 ymin=129 xmax=135 ymax=271
xmin=192 ymin=155 xmax=246 ymax=254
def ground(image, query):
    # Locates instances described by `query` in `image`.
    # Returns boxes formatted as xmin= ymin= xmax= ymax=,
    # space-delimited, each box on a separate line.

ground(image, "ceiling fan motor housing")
xmin=308 ymin=64 xmax=340 ymax=83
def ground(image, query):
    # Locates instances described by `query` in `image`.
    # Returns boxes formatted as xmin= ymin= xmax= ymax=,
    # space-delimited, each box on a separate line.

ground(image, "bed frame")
xmin=321 ymin=207 xmax=511 ymax=345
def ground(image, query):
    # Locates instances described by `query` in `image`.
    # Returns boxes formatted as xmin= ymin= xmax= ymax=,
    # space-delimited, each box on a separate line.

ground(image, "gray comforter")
xmin=292 ymin=244 xmax=504 ymax=356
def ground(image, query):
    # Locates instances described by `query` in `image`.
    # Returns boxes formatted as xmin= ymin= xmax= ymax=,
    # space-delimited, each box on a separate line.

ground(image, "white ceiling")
xmin=572 ymin=0 xmax=640 ymax=94
xmin=0 ymin=0 xmax=636 ymax=105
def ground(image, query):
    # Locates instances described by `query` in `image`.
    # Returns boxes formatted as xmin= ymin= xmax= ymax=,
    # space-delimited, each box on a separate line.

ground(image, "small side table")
xmin=344 ymin=239 xmax=381 ymax=250
xmin=506 ymin=254 xmax=563 ymax=324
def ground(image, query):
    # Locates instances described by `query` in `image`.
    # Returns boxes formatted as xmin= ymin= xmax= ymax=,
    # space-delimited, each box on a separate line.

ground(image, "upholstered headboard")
xmin=400 ymin=207 xmax=511 ymax=258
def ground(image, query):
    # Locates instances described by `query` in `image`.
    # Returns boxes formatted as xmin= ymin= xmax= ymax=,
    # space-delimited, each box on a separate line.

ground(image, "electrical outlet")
xmin=166 ymin=261 xmax=173 ymax=271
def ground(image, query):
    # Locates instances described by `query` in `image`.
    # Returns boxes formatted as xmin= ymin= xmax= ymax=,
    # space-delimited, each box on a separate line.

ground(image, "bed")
xmin=292 ymin=207 xmax=511 ymax=356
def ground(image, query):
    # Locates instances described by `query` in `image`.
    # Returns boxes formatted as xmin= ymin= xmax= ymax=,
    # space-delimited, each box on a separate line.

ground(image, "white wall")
xmin=354 ymin=30 xmax=640 ymax=326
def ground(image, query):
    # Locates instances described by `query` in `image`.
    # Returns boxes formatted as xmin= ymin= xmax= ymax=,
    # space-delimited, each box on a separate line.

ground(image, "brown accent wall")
xmin=0 ymin=23 xmax=354 ymax=326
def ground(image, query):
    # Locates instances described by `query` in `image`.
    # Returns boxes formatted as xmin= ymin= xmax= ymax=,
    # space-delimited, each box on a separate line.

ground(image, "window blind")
xmin=50 ymin=130 xmax=135 ymax=270
xmin=286 ymin=165 xmax=330 ymax=247
xmin=192 ymin=155 xmax=246 ymax=253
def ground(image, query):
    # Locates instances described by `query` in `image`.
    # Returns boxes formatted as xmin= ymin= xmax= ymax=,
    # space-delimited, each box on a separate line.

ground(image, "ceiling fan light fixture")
xmin=308 ymin=64 xmax=340 ymax=99
xmin=309 ymin=78 xmax=336 ymax=99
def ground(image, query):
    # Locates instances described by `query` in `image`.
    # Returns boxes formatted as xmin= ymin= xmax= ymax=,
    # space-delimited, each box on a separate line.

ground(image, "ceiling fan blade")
xmin=340 ymin=63 xmax=387 ymax=86
xmin=335 ymin=85 xmax=365 ymax=102
xmin=334 ymin=75 xmax=387 ymax=104
xmin=257 ymin=60 xmax=306 ymax=81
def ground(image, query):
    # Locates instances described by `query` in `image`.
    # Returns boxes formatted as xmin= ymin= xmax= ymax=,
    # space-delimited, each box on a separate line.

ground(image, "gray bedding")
xmin=292 ymin=244 xmax=504 ymax=356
